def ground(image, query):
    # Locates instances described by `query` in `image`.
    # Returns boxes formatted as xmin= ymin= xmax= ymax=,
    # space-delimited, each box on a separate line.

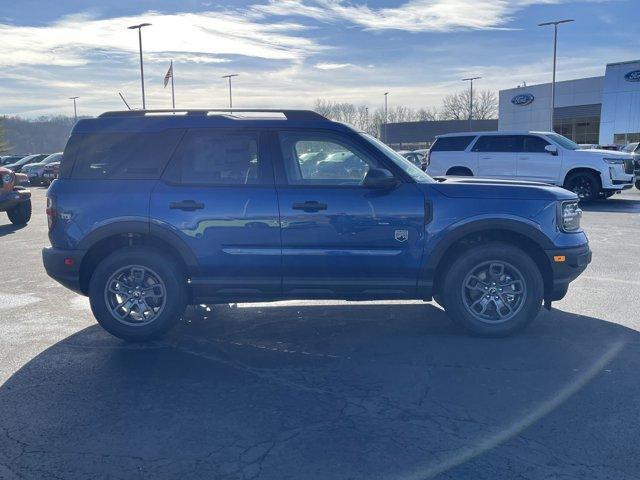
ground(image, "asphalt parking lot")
xmin=1 ymin=187 xmax=640 ymax=480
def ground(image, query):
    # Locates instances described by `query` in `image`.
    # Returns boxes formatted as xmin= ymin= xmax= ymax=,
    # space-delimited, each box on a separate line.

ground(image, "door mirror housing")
xmin=363 ymin=168 xmax=399 ymax=189
xmin=545 ymin=144 xmax=558 ymax=155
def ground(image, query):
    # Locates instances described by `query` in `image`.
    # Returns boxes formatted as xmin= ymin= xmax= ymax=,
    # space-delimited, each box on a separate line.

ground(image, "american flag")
xmin=164 ymin=61 xmax=173 ymax=88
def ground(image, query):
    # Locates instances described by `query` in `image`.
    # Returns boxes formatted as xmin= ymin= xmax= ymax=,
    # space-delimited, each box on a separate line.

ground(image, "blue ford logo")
xmin=511 ymin=93 xmax=535 ymax=106
xmin=624 ymin=70 xmax=640 ymax=82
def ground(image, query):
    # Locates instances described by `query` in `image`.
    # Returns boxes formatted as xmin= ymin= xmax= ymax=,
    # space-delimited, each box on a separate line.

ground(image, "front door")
xmin=472 ymin=135 xmax=519 ymax=179
xmin=150 ymin=128 xmax=281 ymax=301
xmin=516 ymin=135 xmax=560 ymax=183
xmin=274 ymin=130 xmax=426 ymax=298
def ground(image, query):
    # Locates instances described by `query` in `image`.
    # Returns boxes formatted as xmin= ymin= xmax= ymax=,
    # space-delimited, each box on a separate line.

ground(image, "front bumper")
xmin=545 ymin=243 xmax=592 ymax=301
xmin=42 ymin=247 xmax=86 ymax=295
xmin=0 ymin=189 xmax=30 ymax=212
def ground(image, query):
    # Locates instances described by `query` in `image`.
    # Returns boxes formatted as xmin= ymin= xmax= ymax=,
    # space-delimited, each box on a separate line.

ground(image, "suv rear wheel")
xmin=89 ymin=247 xmax=188 ymax=341
xmin=7 ymin=199 xmax=31 ymax=225
xmin=440 ymin=243 xmax=543 ymax=336
xmin=564 ymin=171 xmax=600 ymax=202
xmin=446 ymin=167 xmax=473 ymax=176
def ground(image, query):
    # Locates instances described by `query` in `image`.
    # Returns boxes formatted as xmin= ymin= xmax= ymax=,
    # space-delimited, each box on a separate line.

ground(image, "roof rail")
xmin=98 ymin=108 xmax=328 ymax=121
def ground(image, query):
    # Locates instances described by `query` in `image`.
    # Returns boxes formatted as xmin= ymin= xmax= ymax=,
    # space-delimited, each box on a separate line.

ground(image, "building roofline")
xmin=436 ymin=130 xmax=554 ymax=137
xmin=606 ymin=59 xmax=640 ymax=67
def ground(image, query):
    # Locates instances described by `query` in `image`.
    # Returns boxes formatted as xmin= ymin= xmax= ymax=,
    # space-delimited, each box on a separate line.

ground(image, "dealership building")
xmin=499 ymin=59 xmax=640 ymax=145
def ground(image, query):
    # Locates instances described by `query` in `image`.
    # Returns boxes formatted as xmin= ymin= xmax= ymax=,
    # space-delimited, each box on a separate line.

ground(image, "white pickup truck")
xmin=424 ymin=131 xmax=635 ymax=201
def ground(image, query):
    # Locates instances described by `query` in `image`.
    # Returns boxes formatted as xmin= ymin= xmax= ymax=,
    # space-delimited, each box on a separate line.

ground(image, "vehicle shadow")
xmin=0 ymin=222 xmax=26 ymax=237
xmin=1 ymin=303 xmax=639 ymax=480
xmin=582 ymin=196 xmax=640 ymax=213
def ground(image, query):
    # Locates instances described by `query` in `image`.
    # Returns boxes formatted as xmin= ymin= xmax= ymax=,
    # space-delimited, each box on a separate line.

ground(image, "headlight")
xmin=603 ymin=157 xmax=625 ymax=165
xmin=558 ymin=200 xmax=582 ymax=232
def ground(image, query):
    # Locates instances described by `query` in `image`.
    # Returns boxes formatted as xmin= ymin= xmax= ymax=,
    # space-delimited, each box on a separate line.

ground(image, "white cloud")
xmin=253 ymin=0 xmax=566 ymax=32
xmin=314 ymin=62 xmax=353 ymax=70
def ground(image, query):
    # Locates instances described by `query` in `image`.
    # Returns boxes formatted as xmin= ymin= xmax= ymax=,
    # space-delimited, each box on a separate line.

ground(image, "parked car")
xmin=425 ymin=131 xmax=635 ymax=201
xmin=4 ymin=154 xmax=48 ymax=173
xmin=42 ymin=161 xmax=60 ymax=183
xmin=21 ymin=152 xmax=63 ymax=186
xmin=43 ymin=109 xmax=591 ymax=341
xmin=0 ymin=155 xmax=26 ymax=165
xmin=399 ymin=150 xmax=424 ymax=167
xmin=0 ymin=166 xmax=32 ymax=225
xmin=621 ymin=142 xmax=640 ymax=189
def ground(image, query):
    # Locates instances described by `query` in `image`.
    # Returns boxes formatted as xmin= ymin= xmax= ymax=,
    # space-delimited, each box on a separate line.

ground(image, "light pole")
xmin=383 ymin=92 xmax=389 ymax=142
xmin=462 ymin=76 xmax=481 ymax=131
xmin=128 ymin=22 xmax=152 ymax=109
xmin=538 ymin=19 xmax=574 ymax=131
xmin=222 ymin=74 xmax=239 ymax=109
xmin=69 ymin=96 xmax=79 ymax=122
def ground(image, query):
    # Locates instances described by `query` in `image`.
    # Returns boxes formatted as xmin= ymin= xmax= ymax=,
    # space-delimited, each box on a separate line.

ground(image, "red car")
xmin=0 ymin=166 xmax=31 ymax=225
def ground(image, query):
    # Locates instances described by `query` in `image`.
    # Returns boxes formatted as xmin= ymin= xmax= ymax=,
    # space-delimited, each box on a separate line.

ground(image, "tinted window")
xmin=71 ymin=131 xmax=183 ymax=179
xmin=168 ymin=129 xmax=262 ymax=185
xmin=279 ymin=132 xmax=378 ymax=185
xmin=473 ymin=135 xmax=522 ymax=153
xmin=522 ymin=136 xmax=550 ymax=153
xmin=431 ymin=136 xmax=475 ymax=152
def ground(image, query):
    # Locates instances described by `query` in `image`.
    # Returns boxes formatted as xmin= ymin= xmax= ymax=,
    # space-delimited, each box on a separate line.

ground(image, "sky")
xmin=0 ymin=0 xmax=638 ymax=118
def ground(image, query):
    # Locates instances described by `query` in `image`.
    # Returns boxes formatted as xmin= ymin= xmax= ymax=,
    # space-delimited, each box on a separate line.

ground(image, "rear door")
xmin=150 ymin=128 xmax=281 ymax=301
xmin=516 ymin=135 xmax=560 ymax=183
xmin=471 ymin=135 xmax=519 ymax=179
xmin=273 ymin=129 xmax=426 ymax=298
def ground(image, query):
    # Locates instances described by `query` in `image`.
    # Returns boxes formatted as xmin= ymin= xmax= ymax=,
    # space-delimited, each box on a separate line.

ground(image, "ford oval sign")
xmin=624 ymin=70 xmax=640 ymax=82
xmin=511 ymin=93 xmax=535 ymax=106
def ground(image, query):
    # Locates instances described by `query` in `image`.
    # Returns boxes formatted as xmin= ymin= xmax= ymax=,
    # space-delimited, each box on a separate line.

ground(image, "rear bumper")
xmin=545 ymin=243 xmax=592 ymax=301
xmin=0 ymin=189 xmax=30 ymax=212
xmin=42 ymin=247 xmax=86 ymax=295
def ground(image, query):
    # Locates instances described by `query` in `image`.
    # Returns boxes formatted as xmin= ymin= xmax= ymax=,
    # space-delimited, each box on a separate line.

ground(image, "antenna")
xmin=118 ymin=92 xmax=132 ymax=110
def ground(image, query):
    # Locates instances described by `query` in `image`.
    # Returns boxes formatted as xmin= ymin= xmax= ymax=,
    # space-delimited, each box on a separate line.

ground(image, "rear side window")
xmin=472 ymin=135 xmax=523 ymax=153
xmin=165 ymin=129 xmax=265 ymax=185
xmin=71 ymin=130 xmax=183 ymax=179
xmin=431 ymin=136 xmax=476 ymax=152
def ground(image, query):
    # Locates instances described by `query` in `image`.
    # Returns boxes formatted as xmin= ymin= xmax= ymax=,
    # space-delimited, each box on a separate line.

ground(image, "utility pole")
xmin=539 ymin=19 xmax=574 ymax=131
xmin=462 ymin=76 xmax=481 ymax=131
xmin=222 ymin=74 xmax=239 ymax=109
xmin=69 ymin=96 xmax=79 ymax=122
xmin=128 ymin=23 xmax=152 ymax=109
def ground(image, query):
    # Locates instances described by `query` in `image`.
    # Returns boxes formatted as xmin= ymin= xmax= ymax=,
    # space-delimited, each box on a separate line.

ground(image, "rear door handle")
xmin=292 ymin=201 xmax=328 ymax=212
xmin=169 ymin=200 xmax=204 ymax=211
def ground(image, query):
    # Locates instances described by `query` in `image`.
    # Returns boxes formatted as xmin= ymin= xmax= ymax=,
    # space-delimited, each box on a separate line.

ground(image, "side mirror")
xmin=363 ymin=168 xmax=398 ymax=189
xmin=545 ymin=144 xmax=558 ymax=155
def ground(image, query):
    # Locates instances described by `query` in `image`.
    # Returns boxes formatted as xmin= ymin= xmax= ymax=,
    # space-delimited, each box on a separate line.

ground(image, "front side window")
xmin=522 ymin=136 xmax=550 ymax=153
xmin=167 ymin=129 xmax=262 ymax=185
xmin=472 ymin=135 xmax=523 ymax=153
xmin=279 ymin=132 xmax=377 ymax=185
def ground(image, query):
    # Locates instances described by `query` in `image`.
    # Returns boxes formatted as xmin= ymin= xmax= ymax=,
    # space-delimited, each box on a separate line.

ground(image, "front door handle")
xmin=292 ymin=201 xmax=328 ymax=212
xmin=169 ymin=200 xmax=204 ymax=211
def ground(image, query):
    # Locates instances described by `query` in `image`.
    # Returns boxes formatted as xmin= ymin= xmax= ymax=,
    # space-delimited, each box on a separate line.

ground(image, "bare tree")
xmin=0 ymin=118 xmax=9 ymax=154
xmin=440 ymin=89 xmax=497 ymax=121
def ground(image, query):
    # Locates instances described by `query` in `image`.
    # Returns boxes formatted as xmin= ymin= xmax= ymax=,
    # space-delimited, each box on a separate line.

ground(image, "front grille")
xmin=624 ymin=159 xmax=634 ymax=174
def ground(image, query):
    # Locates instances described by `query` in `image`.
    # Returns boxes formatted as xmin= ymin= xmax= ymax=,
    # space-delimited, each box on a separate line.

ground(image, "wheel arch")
xmin=563 ymin=167 xmax=602 ymax=187
xmin=77 ymin=221 xmax=197 ymax=295
xmin=446 ymin=166 xmax=474 ymax=176
xmin=422 ymin=219 xmax=554 ymax=299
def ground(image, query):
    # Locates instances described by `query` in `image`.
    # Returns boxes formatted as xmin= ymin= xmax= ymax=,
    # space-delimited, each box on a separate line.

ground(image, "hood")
xmin=431 ymin=177 xmax=576 ymax=201
xmin=576 ymin=148 xmax=632 ymax=158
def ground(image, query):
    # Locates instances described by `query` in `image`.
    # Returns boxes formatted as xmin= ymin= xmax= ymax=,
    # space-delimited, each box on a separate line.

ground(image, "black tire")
xmin=440 ymin=242 xmax=543 ymax=337
xmin=635 ymin=179 xmax=640 ymax=191
xmin=89 ymin=246 xmax=188 ymax=341
xmin=7 ymin=200 xmax=31 ymax=225
xmin=446 ymin=167 xmax=473 ymax=176
xmin=564 ymin=171 xmax=600 ymax=202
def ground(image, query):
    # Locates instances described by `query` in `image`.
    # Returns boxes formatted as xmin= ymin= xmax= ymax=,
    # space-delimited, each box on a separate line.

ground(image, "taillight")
xmin=46 ymin=196 xmax=57 ymax=230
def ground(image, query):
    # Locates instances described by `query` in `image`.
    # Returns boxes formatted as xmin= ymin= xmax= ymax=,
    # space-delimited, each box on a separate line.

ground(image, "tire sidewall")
xmin=89 ymin=247 xmax=187 ymax=341
xmin=7 ymin=200 xmax=31 ymax=225
xmin=442 ymin=243 xmax=543 ymax=336
xmin=565 ymin=172 xmax=599 ymax=202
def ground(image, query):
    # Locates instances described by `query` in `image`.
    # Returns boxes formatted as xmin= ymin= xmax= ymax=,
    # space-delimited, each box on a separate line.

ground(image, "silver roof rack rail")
xmin=98 ymin=109 xmax=328 ymax=121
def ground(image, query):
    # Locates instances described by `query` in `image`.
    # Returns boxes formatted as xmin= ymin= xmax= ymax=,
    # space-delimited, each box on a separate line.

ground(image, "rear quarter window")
xmin=431 ymin=136 xmax=476 ymax=152
xmin=69 ymin=130 xmax=184 ymax=179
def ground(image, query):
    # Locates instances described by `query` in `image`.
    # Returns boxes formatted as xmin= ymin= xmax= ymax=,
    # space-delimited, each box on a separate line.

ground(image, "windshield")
xmin=360 ymin=133 xmax=434 ymax=183
xmin=546 ymin=133 xmax=580 ymax=150
xmin=622 ymin=143 xmax=639 ymax=153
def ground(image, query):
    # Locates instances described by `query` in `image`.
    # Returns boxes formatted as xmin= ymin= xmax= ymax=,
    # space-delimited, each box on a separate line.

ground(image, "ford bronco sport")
xmin=43 ymin=109 xmax=591 ymax=340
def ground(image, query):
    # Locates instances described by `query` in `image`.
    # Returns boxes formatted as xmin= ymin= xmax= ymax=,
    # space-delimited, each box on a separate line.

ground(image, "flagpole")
xmin=170 ymin=59 xmax=175 ymax=109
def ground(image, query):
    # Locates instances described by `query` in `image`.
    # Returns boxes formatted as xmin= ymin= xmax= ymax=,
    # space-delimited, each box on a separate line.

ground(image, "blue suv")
xmin=43 ymin=109 xmax=591 ymax=340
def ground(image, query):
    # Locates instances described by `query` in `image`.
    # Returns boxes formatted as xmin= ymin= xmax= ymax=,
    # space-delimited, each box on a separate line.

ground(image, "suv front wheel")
xmin=89 ymin=247 xmax=188 ymax=341
xmin=564 ymin=171 xmax=600 ymax=202
xmin=440 ymin=243 xmax=543 ymax=336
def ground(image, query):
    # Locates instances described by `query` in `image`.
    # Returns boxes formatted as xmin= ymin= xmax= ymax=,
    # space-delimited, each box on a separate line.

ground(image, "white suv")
xmin=424 ymin=131 xmax=635 ymax=201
